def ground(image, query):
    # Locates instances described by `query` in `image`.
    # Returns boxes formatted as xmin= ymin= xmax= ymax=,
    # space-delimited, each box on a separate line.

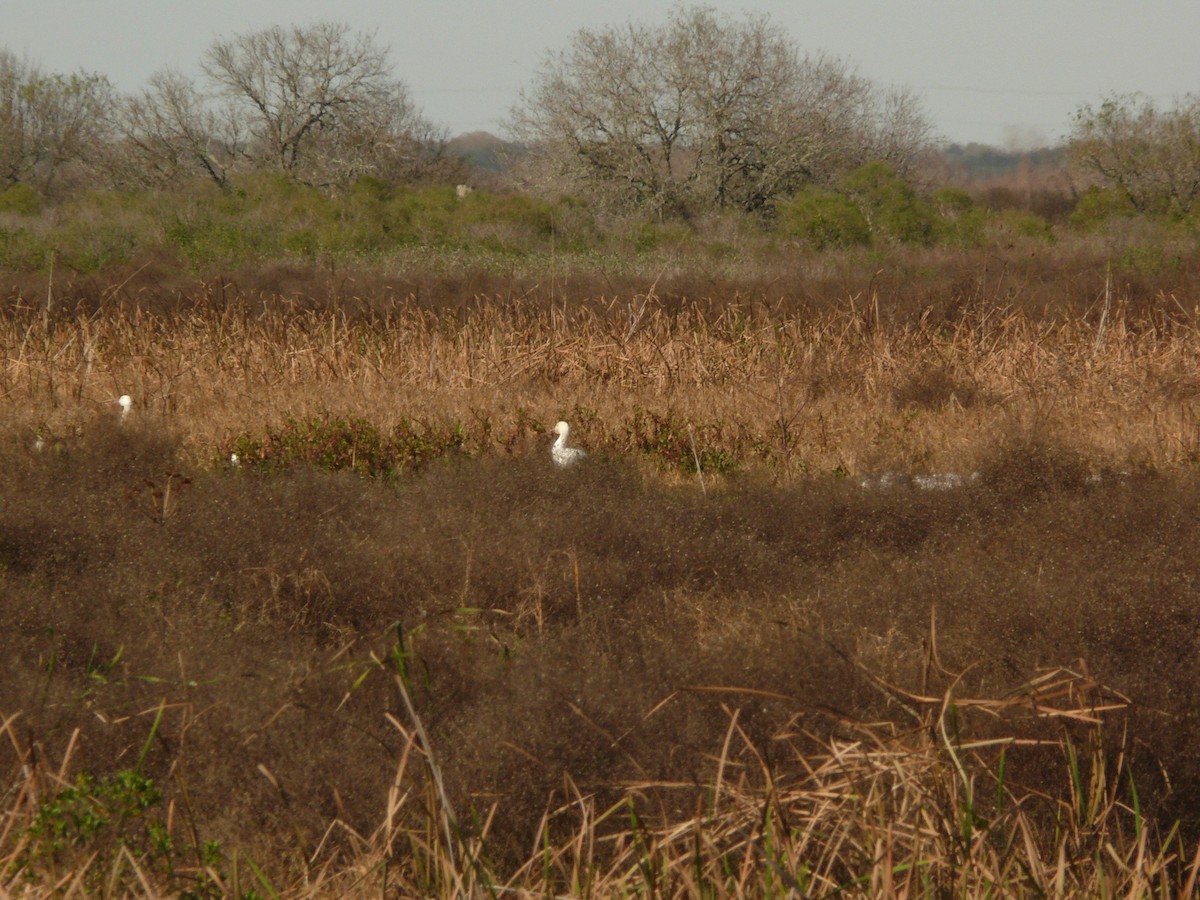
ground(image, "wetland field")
xmin=4 ymin=247 xmax=1200 ymax=895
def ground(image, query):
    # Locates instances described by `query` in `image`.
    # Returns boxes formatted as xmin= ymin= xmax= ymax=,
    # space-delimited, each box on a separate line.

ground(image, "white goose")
xmin=550 ymin=421 xmax=587 ymax=467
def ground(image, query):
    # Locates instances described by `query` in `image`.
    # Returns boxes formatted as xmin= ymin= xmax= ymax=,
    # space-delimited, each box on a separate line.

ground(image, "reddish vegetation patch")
xmin=2 ymin=422 xmax=1200 ymax=886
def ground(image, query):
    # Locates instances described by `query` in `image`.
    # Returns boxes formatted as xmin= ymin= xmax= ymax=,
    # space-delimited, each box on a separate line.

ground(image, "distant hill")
xmin=446 ymin=131 xmax=524 ymax=173
xmin=446 ymin=132 xmax=1069 ymax=182
xmin=940 ymin=142 xmax=1067 ymax=181
xmin=444 ymin=133 xmax=1070 ymax=202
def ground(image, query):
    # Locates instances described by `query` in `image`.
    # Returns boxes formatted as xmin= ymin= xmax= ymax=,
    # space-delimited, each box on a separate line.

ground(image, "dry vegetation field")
xmin=5 ymin=245 xmax=1200 ymax=895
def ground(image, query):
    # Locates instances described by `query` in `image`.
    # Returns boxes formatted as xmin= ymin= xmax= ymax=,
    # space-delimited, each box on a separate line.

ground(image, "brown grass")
xmin=3 ymin=246 xmax=1200 ymax=895
xmin=4 ymin=246 xmax=1200 ymax=481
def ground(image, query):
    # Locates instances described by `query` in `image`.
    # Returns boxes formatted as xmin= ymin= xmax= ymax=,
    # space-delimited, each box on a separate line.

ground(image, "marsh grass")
xmin=4 ymin=248 xmax=1200 ymax=894
xmin=3 ymin=657 xmax=1197 ymax=896
xmin=3 ymin=246 xmax=1200 ymax=482
xmin=2 ymin=425 xmax=1200 ymax=894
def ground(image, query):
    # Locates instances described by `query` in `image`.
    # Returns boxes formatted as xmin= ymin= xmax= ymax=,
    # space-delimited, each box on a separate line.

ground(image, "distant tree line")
xmin=0 ymin=9 xmax=937 ymax=217
xmin=1 ymin=9 xmax=1197 ymax=227
xmin=0 ymin=22 xmax=451 ymax=200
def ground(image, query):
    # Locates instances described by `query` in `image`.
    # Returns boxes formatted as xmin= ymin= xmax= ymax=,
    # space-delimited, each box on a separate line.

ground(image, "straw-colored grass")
xmin=4 ymin=658 xmax=1196 ymax=897
xmin=4 ymin=268 xmax=1200 ymax=480
xmin=4 ymin=255 xmax=1200 ymax=895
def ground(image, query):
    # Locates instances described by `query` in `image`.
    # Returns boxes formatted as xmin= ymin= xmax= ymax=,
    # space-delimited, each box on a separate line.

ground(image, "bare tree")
xmin=110 ymin=69 xmax=242 ymax=190
xmin=0 ymin=49 xmax=114 ymax=196
xmin=509 ymin=6 xmax=932 ymax=216
xmin=202 ymin=21 xmax=439 ymax=189
xmin=510 ymin=21 xmax=680 ymax=212
xmin=1069 ymin=93 xmax=1200 ymax=217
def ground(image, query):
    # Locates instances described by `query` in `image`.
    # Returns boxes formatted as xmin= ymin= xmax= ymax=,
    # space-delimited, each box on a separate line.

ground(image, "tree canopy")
xmin=2 ymin=26 xmax=449 ymax=198
xmin=509 ymin=6 xmax=932 ymax=217
xmin=0 ymin=50 xmax=114 ymax=197
xmin=201 ymin=22 xmax=439 ymax=188
xmin=1069 ymin=93 xmax=1200 ymax=218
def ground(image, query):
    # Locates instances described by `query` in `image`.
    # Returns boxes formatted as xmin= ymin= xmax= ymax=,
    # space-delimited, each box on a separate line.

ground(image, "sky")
xmin=5 ymin=1 xmax=1199 ymax=149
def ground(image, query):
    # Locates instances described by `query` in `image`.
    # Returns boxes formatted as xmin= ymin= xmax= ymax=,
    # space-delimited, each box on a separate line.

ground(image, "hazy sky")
xmin=6 ymin=1 xmax=1199 ymax=148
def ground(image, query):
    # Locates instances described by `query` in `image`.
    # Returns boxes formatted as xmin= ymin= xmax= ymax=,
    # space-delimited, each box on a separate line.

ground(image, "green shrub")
xmin=28 ymin=771 xmax=162 ymax=856
xmin=3 ymin=156 xmax=1192 ymax=274
xmin=458 ymin=191 xmax=556 ymax=235
xmin=1070 ymin=186 xmax=1138 ymax=232
xmin=0 ymin=182 xmax=42 ymax=215
xmin=448 ymin=191 xmax=565 ymax=256
xmin=384 ymin=184 xmax=459 ymax=242
xmin=626 ymin=220 xmax=695 ymax=253
xmin=776 ymin=186 xmax=871 ymax=249
xmin=164 ymin=217 xmax=267 ymax=268
xmin=1117 ymin=242 xmax=1184 ymax=275
xmin=282 ymin=229 xmax=321 ymax=260
xmin=937 ymin=208 xmax=989 ymax=248
xmin=58 ymin=221 xmax=138 ymax=273
xmin=996 ymin=209 xmax=1056 ymax=244
xmin=20 ymin=767 xmax=227 ymax=895
xmin=227 ymin=413 xmax=466 ymax=478
xmin=0 ymin=226 xmax=50 ymax=270
xmin=544 ymin=194 xmax=600 ymax=251
xmin=628 ymin=409 xmax=737 ymax=475
xmin=841 ymin=162 xmax=936 ymax=245
xmin=22 ymin=769 xmax=171 ymax=883
xmin=932 ymin=187 xmax=974 ymax=218
xmin=348 ymin=174 xmax=393 ymax=204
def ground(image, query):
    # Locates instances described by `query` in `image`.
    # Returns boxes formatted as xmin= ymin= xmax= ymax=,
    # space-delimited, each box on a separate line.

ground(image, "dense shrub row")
xmin=3 ymin=162 xmax=1196 ymax=275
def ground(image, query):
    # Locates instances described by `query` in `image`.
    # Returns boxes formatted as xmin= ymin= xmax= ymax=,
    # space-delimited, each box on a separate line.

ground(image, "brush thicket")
xmin=4 ymin=251 xmax=1200 ymax=895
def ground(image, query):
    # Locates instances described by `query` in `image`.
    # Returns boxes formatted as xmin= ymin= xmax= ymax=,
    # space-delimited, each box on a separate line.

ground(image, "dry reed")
xmin=4 ymin=256 xmax=1200 ymax=895
xmin=4 ymin=267 xmax=1200 ymax=479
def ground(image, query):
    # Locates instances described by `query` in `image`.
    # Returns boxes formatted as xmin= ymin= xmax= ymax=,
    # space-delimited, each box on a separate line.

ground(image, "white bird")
xmin=117 ymin=394 xmax=132 ymax=421
xmin=859 ymin=470 xmax=979 ymax=491
xmin=858 ymin=471 xmax=910 ymax=489
xmin=911 ymin=473 xmax=967 ymax=491
xmin=550 ymin=420 xmax=587 ymax=467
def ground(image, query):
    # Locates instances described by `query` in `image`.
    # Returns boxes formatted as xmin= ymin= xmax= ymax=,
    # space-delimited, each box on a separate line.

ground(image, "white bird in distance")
xmin=550 ymin=421 xmax=587 ymax=467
